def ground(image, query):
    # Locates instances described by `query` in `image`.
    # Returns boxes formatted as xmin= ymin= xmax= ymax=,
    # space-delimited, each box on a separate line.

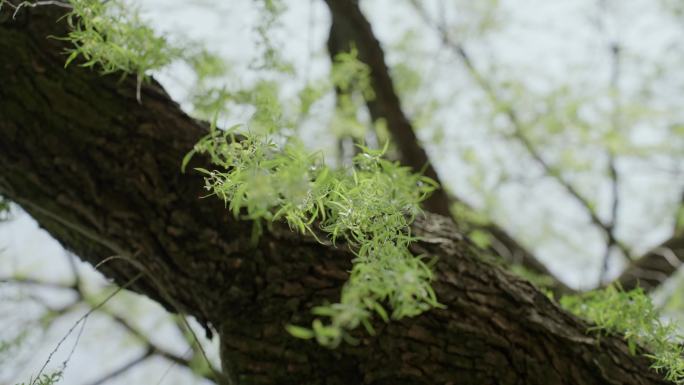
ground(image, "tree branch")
xmin=324 ymin=0 xmax=450 ymax=216
xmin=616 ymin=191 xmax=684 ymax=291
xmin=84 ymin=347 xmax=153 ymax=385
xmin=0 ymin=6 xmax=673 ymax=383
xmin=0 ymin=271 xmax=217 ymax=382
xmin=323 ymin=0 xmax=571 ymax=293
xmin=598 ymin=0 xmax=623 ymax=283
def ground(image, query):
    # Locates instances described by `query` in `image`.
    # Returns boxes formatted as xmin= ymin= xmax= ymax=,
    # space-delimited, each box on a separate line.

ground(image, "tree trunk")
xmin=0 ymin=5 xmax=671 ymax=385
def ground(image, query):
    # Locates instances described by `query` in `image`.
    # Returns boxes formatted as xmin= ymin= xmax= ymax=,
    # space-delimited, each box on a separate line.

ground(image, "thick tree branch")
xmin=0 ymin=5 xmax=673 ymax=384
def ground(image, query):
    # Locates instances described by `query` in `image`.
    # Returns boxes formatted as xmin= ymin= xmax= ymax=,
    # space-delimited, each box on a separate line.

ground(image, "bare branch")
xmin=31 ymin=273 xmax=143 ymax=383
xmin=1 ymin=271 xmax=219 ymax=383
xmin=616 ymin=193 xmax=684 ymax=291
xmin=0 ymin=276 xmax=75 ymax=290
xmin=1 ymin=0 xmax=72 ymax=19
xmin=598 ymin=0 xmax=623 ymax=284
xmin=84 ymin=347 xmax=153 ymax=385
xmin=409 ymin=0 xmax=632 ymax=264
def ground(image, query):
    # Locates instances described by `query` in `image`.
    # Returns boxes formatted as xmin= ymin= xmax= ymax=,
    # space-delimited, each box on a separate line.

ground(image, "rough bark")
xmin=0 ymin=5 xmax=672 ymax=385
xmin=323 ymin=0 xmax=570 ymax=293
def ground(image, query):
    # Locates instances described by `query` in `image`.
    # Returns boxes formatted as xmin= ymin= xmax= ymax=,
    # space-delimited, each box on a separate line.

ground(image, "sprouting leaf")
xmin=285 ymin=325 xmax=315 ymax=340
xmin=561 ymin=286 xmax=684 ymax=383
xmin=181 ymin=149 xmax=197 ymax=173
xmin=189 ymin=124 xmax=440 ymax=347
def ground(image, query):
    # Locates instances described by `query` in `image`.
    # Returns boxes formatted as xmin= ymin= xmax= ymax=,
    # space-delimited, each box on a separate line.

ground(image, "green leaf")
xmin=181 ymin=149 xmax=197 ymax=173
xmin=285 ymin=325 xmax=315 ymax=340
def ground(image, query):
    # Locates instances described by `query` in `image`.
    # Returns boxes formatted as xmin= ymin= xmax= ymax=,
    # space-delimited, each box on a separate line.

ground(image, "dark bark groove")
xmin=0 ymin=5 xmax=672 ymax=385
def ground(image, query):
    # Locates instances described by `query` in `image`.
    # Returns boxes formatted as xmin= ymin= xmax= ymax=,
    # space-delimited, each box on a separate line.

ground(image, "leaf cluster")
xmin=561 ymin=286 xmax=684 ymax=383
xmin=15 ymin=371 xmax=62 ymax=385
xmin=59 ymin=0 xmax=225 ymax=103
xmin=186 ymin=123 xmax=441 ymax=347
xmin=63 ymin=0 xmax=181 ymax=85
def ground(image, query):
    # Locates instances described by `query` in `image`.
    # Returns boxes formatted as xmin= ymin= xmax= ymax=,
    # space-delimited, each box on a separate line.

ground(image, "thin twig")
xmin=599 ymin=155 xmax=620 ymax=284
xmin=4 ymin=0 xmax=73 ymax=19
xmin=31 ymin=273 xmax=142 ymax=385
xmin=84 ymin=347 xmax=153 ymax=385
xmin=2 ymin=272 xmax=218 ymax=383
xmin=598 ymin=0 xmax=622 ymax=285
xmin=0 ymin=276 xmax=74 ymax=290
xmin=154 ymin=346 xmax=193 ymax=385
xmin=61 ymin=316 xmax=88 ymax=374
xmin=65 ymin=252 xmax=83 ymax=298
xmin=105 ymin=311 xmax=218 ymax=382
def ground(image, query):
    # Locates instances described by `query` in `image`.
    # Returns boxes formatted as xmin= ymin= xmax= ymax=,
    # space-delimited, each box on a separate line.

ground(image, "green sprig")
xmin=187 ymin=123 xmax=441 ymax=347
xmin=562 ymin=286 xmax=684 ymax=383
